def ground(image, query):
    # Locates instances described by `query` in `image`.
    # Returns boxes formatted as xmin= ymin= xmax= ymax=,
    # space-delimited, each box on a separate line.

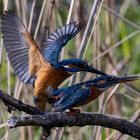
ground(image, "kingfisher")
xmin=47 ymin=75 xmax=139 ymax=112
xmin=1 ymin=11 xmax=107 ymax=111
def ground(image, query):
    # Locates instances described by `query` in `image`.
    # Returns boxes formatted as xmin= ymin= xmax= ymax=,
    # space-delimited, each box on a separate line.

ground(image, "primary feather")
xmin=1 ymin=11 xmax=43 ymax=85
xmin=49 ymin=83 xmax=91 ymax=112
xmin=41 ymin=22 xmax=82 ymax=64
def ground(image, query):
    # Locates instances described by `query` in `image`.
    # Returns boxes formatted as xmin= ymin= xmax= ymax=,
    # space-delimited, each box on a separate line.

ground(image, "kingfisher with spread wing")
xmin=1 ymin=11 xmax=107 ymax=111
xmin=48 ymin=75 xmax=139 ymax=112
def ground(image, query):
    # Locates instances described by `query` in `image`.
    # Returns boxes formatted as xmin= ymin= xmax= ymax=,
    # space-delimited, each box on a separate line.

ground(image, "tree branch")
xmin=8 ymin=113 xmax=140 ymax=139
xmin=0 ymin=90 xmax=140 ymax=139
xmin=0 ymin=90 xmax=44 ymax=115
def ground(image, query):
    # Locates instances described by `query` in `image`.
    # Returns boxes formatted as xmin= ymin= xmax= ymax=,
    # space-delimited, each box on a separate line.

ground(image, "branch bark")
xmin=0 ymin=90 xmax=140 ymax=139
xmin=8 ymin=113 xmax=140 ymax=139
xmin=0 ymin=90 xmax=44 ymax=115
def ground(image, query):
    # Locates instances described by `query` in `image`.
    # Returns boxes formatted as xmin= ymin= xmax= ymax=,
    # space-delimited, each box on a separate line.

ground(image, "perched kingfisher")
xmin=48 ymin=75 xmax=139 ymax=112
xmin=1 ymin=11 xmax=107 ymax=111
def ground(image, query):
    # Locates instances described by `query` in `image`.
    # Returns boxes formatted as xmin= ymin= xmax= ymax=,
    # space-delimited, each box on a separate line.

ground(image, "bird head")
xmin=53 ymin=59 xmax=107 ymax=75
xmin=87 ymin=75 xmax=139 ymax=91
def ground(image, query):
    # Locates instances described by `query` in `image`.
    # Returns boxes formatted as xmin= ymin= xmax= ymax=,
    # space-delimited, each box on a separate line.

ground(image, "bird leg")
xmin=50 ymin=94 xmax=62 ymax=100
xmin=48 ymin=92 xmax=64 ymax=100
xmin=47 ymin=92 xmax=64 ymax=104
xmin=69 ymin=108 xmax=81 ymax=114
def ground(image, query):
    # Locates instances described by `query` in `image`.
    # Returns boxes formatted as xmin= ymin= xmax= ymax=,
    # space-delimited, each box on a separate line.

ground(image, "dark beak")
xmin=116 ymin=75 xmax=139 ymax=83
xmin=86 ymin=66 xmax=108 ymax=76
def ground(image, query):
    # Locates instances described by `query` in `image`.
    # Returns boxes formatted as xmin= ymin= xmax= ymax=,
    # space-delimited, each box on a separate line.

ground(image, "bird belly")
xmin=74 ymin=87 xmax=102 ymax=107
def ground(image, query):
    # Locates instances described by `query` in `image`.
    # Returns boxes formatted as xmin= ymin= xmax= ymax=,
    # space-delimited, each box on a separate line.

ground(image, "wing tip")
xmin=65 ymin=21 xmax=83 ymax=31
xmin=46 ymin=21 xmax=82 ymax=43
xmin=76 ymin=22 xmax=83 ymax=31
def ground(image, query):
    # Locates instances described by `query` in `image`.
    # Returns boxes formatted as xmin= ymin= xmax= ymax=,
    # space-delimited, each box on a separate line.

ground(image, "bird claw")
xmin=49 ymin=92 xmax=63 ymax=100
xmin=68 ymin=108 xmax=81 ymax=115
xmin=47 ymin=86 xmax=63 ymax=100
xmin=51 ymin=95 xmax=60 ymax=100
xmin=47 ymin=92 xmax=64 ymax=104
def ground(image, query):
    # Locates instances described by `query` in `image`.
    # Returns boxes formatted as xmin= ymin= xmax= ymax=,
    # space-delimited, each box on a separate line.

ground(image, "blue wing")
xmin=1 ymin=11 xmax=38 ymax=85
xmin=41 ymin=22 xmax=82 ymax=64
xmin=51 ymin=84 xmax=91 ymax=112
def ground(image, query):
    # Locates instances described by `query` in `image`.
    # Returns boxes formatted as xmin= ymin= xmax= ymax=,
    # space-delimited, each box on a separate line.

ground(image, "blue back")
xmin=51 ymin=83 xmax=91 ymax=112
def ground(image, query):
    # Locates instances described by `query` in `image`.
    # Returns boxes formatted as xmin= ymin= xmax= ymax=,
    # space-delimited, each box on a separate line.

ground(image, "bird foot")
xmin=50 ymin=94 xmax=63 ymax=100
xmin=68 ymin=108 xmax=81 ymax=115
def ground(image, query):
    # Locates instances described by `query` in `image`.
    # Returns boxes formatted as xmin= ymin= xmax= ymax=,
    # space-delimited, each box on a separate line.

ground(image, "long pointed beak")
xmin=116 ymin=76 xmax=139 ymax=83
xmin=86 ymin=66 xmax=108 ymax=76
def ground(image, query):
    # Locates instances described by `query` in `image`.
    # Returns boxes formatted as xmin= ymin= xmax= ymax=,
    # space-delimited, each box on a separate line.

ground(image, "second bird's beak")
xmin=115 ymin=75 xmax=139 ymax=83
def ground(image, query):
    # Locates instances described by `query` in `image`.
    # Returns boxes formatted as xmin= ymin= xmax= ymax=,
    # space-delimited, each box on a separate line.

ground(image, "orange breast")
xmin=75 ymin=86 xmax=103 ymax=107
xmin=33 ymin=64 xmax=71 ymax=110
xmin=34 ymin=64 xmax=70 ymax=96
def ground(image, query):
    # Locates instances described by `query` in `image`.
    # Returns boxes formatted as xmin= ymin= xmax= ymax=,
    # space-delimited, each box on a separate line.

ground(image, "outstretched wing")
xmin=1 ymin=11 xmax=42 ymax=85
xmin=52 ymin=85 xmax=91 ymax=112
xmin=41 ymin=22 xmax=82 ymax=64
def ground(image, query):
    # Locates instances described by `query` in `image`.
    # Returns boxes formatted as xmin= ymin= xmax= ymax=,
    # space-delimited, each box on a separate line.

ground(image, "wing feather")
xmin=52 ymin=84 xmax=90 ymax=112
xmin=1 ymin=11 xmax=42 ymax=85
xmin=41 ymin=22 xmax=82 ymax=64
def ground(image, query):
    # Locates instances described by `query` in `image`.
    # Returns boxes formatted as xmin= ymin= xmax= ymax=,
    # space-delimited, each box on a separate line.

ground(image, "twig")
xmin=28 ymin=0 xmax=36 ymax=32
xmin=106 ymin=109 xmax=140 ymax=140
xmin=102 ymin=5 xmax=140 ymax=30
xmin=117 ymin=92 xmax=140 ymax=104
xmin=123 ymin=83 xmax=140 ymax=96
xmin=0 ymin=90 xmax=43 ymax=115
xmin=78 ymin=0 xmax=103 ymax=58
xmin=69 ymin=0 xmax=103 ymax=85
xmin=0 ymin=37 xmax=3 ymax=66
xmin=34 ymin=0 xmax=47 ymax=39
xmin=115 ymin=109 xmax=140 ymax=140
xmin=49 ymin=0 xmax=55 ymax=28
xmin=6 ymin=58 xmax=11 ymax=95
xmin=0 ymin=122 xmax=7 ymax=129
xmin=93 ymin=30 xmax=139 ymax=61
xmin=102 ymin=84 xmax=120 ymax=113
xmin=60 ymin=0 xmax=75 ymax=60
